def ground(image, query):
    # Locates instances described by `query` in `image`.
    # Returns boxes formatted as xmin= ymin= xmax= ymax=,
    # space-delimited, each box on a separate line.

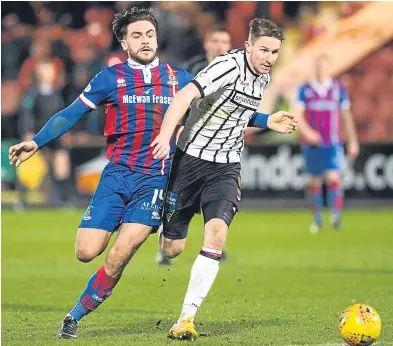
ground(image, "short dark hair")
xmin=112 ymin=7 xmax=159 ymax=42
xmin=249 ymin=18 xmax=284 ymax=43
xmin=204 ymin=25 xmax=230 ymax=42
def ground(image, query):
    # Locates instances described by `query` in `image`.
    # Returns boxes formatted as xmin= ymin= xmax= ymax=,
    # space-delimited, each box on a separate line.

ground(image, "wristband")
xmin=251 ymin=112 xmax=270 ymax=128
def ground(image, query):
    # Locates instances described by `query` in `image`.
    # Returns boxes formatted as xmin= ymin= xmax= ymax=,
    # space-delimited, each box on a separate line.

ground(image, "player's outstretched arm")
xmin=342 ymin=108 xmax=359 ymax=159
xmin=152 ymin=83 xmax=201 ymax=159
xmin=9 ymin=99 xmax=91 ymax=167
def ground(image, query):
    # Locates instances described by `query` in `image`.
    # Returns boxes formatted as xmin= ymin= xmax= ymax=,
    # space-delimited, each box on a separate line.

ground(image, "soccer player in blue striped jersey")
xmin=295 ymin=55 xmax=359 ymax=233
xmin=9 ymin=8 xmax=192 ymax=339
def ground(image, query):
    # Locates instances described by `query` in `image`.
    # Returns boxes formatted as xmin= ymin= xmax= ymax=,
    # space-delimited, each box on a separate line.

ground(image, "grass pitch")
xmin=2 ymin=209 xmax=393 ymax=345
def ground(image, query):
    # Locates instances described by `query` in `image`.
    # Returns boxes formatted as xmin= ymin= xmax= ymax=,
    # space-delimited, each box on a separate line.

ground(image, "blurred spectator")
xmin=1 ymin=14 xmax=32 ymax=81
xmin=226 ymin=2 xmax=256 ymax=48
xmin=184 ymin=26 xmax=232 ymax=76
xmin=19 ymin=52 xmax=74 ymax=205
xmin=152 ymin=2 xmax=203 ymax=66
xmin=18 ymin=40 xmax=65 ymax=93
xmin=199 ymin=1 xmax=230 ymax=22
xmin=68 ymin=42 xmax=104 ymax=136
xmin=1 ymin=81 xmax=22 ymax=139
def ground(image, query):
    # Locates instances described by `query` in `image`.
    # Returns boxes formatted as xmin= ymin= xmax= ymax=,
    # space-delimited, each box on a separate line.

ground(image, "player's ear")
xmin=203 ymin=40 xmax=209 ymax=52
xmin=245 ymin=40 xmax=251 ymax=54
xmin=120 ymin=40 xmax=128 ymax=51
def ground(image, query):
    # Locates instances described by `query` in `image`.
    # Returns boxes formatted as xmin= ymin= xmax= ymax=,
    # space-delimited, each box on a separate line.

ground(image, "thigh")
xmin=76 ymin=228 xmax=112 ymax=256
xmin=110 ymin=222 xmax=152 ymax=253
xmin=303 ymin=146 xmax=325 ymax=176
xmin=163 ymin=206 xmax=196 ymax=240
xmin=200 ymin=162 xmax=242 ymax=212
xmin=325 ymin=145 xmax=344 ymax=173
xmin=79 ymin=163 xmax=127 ymax=232
xmin=166 ymin=149 xmax=205 ymax=212
xmin=161 ymin=150 xmax=207 ymax=239
xmin=122 ymin=173 xmax=168 ymax=228
xmin=202 ymin=199 xmax=238 ymax=227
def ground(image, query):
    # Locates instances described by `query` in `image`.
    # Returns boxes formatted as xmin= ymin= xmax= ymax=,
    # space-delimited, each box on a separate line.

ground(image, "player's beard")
xmin=129 ymin=47 xmax=158 ymax=65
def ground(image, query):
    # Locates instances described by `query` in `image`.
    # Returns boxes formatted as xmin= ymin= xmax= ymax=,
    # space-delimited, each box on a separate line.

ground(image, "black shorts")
xmin=163 ymin=149 xmax=241 ymax=240
xmin=46 ymin=138 xmax=63 ymax=151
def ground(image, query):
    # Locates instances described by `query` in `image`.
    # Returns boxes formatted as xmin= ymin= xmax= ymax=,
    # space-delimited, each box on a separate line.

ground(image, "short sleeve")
xmin=178 ymin=69 xmax=194 ymax=90
xmin=191 ymin=57 xmax=239 ymax=97
xmin=339 ymin=84 xmax=351 ymax=110
xmin=79 ymin=68 xmax=110 ymax=110
xmin=177 ymin=69 xmax=194 ymax=124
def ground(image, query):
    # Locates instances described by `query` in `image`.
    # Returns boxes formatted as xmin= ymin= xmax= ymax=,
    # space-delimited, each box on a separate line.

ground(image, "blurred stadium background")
xmin=2 ymin=3 xmax=393 ymax=345
xmin=2 ymin=1 xmax=392 ymax=208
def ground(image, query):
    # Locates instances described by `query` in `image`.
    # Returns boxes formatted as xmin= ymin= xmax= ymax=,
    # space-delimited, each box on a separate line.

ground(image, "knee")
xmin=204 ymin=219 xmax=228 ymax=250
xmin=75 ymin=228 xmax=111 ymax=263
xmin=206 ymin=219 xmax=227 ymax=236
xmin=326 ymin=174 xmax=340 ymax=186
xmin=309 ymin=177 xmax=322 ymax=187
xmin=53 ymin=150 xmax=71 ymax=179
xmin=75 ymin=247 xmax=99 ymax=263
xmin=162 ymin=239 xmax=185 ymax=259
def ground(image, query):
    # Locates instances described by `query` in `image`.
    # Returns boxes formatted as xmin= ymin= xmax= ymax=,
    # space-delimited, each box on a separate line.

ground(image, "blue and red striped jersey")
xmin=296 ymin=79 xmax=350 ymax=147
xmin=79 ymin=58 xmax=193 ymax=175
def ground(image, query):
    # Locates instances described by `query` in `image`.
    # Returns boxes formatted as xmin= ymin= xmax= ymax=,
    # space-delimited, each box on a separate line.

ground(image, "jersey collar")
xmin=309 ymin=79 xmax=333 ymax=96
xmin=127 ymin=57 xmax=159 ymax=69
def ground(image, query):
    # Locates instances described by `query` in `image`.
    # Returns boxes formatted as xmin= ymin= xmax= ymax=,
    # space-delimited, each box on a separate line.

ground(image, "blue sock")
xmin=69 ymin=265 xmax=119 ymax=322
xmin=328 ymin=181 xmax=343 ymax=220
xmin=312 ymin=185 xmax=323 ymax=226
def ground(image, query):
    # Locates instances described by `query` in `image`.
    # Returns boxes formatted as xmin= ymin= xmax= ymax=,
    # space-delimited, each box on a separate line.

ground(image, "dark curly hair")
xmin=249 ymin=18 xmax=284 ymax=43
xmin=112 ymin=7 xmax=159 ymax=42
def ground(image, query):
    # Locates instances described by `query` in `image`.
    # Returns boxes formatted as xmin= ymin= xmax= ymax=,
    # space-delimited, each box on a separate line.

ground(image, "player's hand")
xmin=9 ymin=140 xmax=39 ymax=167
xmin=347 ymin=141 xmax=359 ymax=159
xmin=267 ymin=111 xmax=298 ymax=134
xmin=151 ymin=134 xmax=171 ymax=160
xmin=307 ymin=131 xmax=321 ymax=145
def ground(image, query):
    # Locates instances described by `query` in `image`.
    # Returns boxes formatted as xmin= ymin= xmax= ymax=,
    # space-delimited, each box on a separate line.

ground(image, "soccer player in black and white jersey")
xmin=155 ymin=26 xmax=232 ymax=266
xmin=152 ymin=18 xmax=298 ymax=340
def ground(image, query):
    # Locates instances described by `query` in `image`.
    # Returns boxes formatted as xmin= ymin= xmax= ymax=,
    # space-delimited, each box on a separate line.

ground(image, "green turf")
xmin=2 ymin=209 xmax=393 ymax=345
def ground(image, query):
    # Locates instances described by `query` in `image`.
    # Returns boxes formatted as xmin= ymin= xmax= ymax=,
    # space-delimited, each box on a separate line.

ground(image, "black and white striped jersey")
xmin=178 ymin=49 xmax=270 ymax=163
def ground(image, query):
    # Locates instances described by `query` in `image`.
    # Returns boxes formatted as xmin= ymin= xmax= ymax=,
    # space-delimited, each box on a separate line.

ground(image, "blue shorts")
xmin=302 ymin=145 xmax=344 ymax=176
xmin=79 ymin=162 xmax=168 ymax=232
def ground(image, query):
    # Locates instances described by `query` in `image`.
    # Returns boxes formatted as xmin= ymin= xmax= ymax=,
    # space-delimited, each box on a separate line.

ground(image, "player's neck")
xmin=206 ymin=52 xmax=214 ymax=64
xmin=127 ymin=57 xmax=159 ymax=69
xmin=245 ymin=53 xmax=261 ymax=76
xmin=315 ymin=77 xmax=331 ymax=85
